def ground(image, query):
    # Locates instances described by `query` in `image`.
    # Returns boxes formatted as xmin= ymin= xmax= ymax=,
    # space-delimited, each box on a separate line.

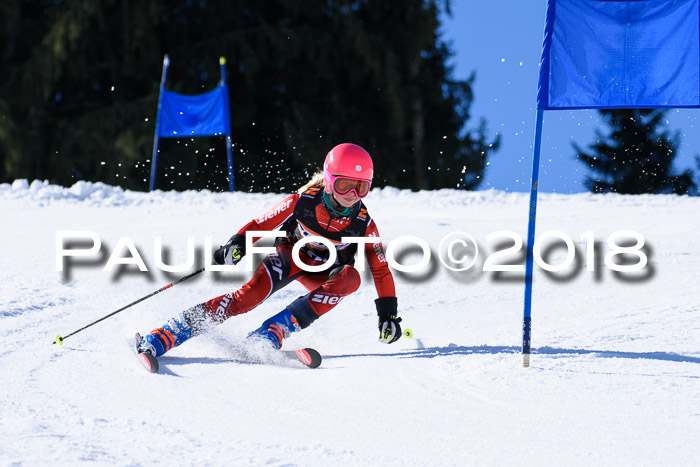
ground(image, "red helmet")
xmin=323 ymin=143 xmax=374 ymax=197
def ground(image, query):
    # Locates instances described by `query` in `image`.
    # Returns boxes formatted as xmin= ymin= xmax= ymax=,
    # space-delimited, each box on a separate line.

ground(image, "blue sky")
xmin=442 ymin=1 xmax=700 ymax=193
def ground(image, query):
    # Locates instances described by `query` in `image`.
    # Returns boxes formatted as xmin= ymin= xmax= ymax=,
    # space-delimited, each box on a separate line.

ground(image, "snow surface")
xmin=2 ymin=179 xmax=699 ymax=466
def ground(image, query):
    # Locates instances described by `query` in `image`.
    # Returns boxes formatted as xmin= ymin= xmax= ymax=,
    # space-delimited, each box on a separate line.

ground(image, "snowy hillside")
xmin=2 ymin=179 xmax=699 ymax=465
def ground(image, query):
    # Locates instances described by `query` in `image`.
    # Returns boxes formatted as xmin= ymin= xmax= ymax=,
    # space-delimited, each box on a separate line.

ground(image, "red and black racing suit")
xmin=200 ymin=186 xmax=396 ymax=328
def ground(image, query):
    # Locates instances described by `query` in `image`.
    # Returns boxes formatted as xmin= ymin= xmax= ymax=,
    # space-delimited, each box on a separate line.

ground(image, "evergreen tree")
xmin=574 ymin=109 xmax=696 ymax=195
xmin=0 ymin=0 xmax=499 ymax=192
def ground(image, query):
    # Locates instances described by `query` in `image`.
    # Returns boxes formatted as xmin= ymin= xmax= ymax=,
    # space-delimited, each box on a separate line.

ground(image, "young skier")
xmin=136 ymin=143 xmax=402 ymax=360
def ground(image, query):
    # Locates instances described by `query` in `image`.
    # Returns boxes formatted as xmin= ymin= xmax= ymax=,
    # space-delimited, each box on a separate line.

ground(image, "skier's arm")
xmin=214 ymin=194 xmax=299 ymax=265
xmin=365 ymin=220 xmax=396 ymax=298
xmin=365 ymin=221 xmax=402 ymax=344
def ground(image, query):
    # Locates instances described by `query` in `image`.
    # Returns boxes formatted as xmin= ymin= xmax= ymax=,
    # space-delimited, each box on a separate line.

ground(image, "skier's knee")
xmin=329 ymin=264 xmax=361 ymax=294
xmin=341 ymin=265 xmax=361 ymax=294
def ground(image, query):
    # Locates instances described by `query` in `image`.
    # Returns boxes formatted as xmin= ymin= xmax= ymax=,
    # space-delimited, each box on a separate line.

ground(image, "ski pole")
xmin=53 ymin=267 xmax=205 ymax=345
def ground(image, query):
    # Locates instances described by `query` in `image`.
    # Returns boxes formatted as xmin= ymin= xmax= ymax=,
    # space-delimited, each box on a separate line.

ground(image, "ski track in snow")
xmin=1 ymin=179 xmax=699 ymax=465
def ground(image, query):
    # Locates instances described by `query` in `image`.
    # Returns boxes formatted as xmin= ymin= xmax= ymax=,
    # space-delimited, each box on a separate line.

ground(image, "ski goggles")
xmin=330 ymin=175 xmax=372 ymax=198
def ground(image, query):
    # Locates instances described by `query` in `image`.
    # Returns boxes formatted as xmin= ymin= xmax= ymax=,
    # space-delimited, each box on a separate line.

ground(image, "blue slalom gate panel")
xmin=538 ymin=0 xmax=700 ymax=109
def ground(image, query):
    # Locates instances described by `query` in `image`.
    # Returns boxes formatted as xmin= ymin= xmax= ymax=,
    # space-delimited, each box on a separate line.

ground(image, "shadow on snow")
xmin=326 ymin=345 xmax=700 ymax=365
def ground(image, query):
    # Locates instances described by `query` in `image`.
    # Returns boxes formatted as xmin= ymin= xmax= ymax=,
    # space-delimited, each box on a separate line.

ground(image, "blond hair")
xmin=298 ymin=171 xmax=325 ymax=194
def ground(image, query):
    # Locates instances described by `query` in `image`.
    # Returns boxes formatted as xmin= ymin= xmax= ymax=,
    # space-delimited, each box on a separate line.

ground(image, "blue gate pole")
xmin=219 ymin=57 xmax=235 ymax=192
xmin=522 ymin=108 xmax=544 ymax=368
xmin=149 ymin=55 xmax=170 ymax=191
xmin=225 ymin=134 xmax=235 ymax=192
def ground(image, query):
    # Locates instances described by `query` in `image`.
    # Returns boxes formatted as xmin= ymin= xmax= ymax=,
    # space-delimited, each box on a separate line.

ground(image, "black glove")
xmin=375 ymin=296 xmax=401 ymax=344
xmin=213 ymin=234 xmax=246 ymax=265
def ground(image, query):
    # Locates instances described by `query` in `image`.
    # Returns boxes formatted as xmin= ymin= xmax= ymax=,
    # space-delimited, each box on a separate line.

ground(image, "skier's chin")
xmin=334 ymin=193 xmax=359 ymax=208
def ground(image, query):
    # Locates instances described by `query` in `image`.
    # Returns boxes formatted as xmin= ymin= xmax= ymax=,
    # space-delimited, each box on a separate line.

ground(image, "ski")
xmin=282 ymin=348 xmax=322 ymax=368
xmin=131 ymin=333 xmax=320 ymax=371
xmin=133 ymin=332 xmax=159 ymax=373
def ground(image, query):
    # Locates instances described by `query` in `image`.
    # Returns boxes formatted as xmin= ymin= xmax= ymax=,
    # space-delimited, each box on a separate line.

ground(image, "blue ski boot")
xmin=247 ymin=309 xmax=300 ymax=349
xmin=247 ymin=296 xmax=321 ymax=349
xmin=138 ymin=312 xmax=195 ymax=357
